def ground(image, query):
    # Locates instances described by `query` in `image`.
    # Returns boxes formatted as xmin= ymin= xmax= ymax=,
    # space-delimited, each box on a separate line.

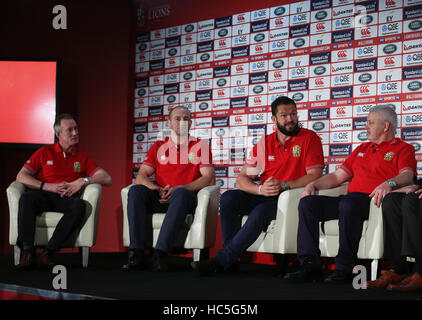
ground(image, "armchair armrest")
xmin=189 ymin=185 xmax=220 ymax=248
xmin=365 ymin=199 xmax=383 ymax=259
xmin=273 ymin=184 xmax=348 ymax=254
xmin=7 ymin=181 xmax=26 ymax=245
xmin=121 ymin=184 xmax=134 ymax=247
xmin=76 ymin=184 xmax=102 ymax=246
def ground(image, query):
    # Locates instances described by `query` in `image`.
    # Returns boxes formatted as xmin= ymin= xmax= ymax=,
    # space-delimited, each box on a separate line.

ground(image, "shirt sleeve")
xmin=397 ymin=143 xmax=417 ymax=174
xmin=338 ymin=145 xmax=361 ymax=177
xmin=304 ymin=132 xmax=324 ymax=170
xmin=23 ymin=147 xmax=44 ymax=174
xmin=245 ymin=135 xmax=265 ymax=169
xmin=85 ymin=156 xmax=99 ymax=176
xmin=142 ymin=142 xmax=158 ymax=168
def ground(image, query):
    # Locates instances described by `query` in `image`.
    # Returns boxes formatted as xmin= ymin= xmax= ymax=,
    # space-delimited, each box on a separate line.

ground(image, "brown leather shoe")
xmin=39 ymin=251 xmax=55 ymax=268
xmin=387 ymin=272 xmax=422 ymax=292
xmin=366 ymin=269 xmax=407 ymax=288
xmin=16 ymin=251 xmax=35 ymax=270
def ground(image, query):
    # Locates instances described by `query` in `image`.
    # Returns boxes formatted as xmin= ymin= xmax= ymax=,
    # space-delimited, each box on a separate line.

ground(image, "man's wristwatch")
xmin=82 ymin=177 xmax=90 ymax=185
xmin=283 ymin=180 xmax=290 ymax=191
xmin=387 ymin=179 xmax=397 ymax=189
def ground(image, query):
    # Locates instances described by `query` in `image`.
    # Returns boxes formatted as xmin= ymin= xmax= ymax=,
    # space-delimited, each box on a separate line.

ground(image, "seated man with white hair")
xmin=284 ymin=105 xmax=417 ymax=283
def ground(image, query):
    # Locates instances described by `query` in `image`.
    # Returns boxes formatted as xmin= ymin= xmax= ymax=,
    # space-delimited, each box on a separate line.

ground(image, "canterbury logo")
xmin=361 ymin=28 xmax=371 ymax=36
xmin=360 ymin=86 xmax=370 ymax=93
xmin=337 ymin=50 xmax=347 ymax=58
xmin=316 ymin=23 xmax=325 ymax=31
xmin=384 ymin=57 xmax=395 ymax=65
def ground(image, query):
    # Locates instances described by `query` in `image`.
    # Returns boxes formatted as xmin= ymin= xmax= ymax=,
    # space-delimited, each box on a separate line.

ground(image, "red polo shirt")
xmin=246 ymin=128 xmax=324 ymax=184
xmin=24 ymin=143 xmax=99 ymax=183
xmin=339 ymin=138 xmax=416 ymax=194
xmin=142 ymin=136 xmax=213 ymax=187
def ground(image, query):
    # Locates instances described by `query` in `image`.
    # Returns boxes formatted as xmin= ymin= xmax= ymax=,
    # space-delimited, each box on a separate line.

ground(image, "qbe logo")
xmin=403 ymin=114 xmax=422 ymax=127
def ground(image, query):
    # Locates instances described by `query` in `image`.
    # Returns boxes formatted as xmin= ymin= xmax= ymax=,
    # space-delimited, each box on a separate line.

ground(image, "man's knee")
xmin=220 ymin=190 xmax=242 ymax=212
xmin=69 ymin=198 xmax=86 ymax=221
xmin=19 ymin=191 xmax=40 ymax=207
xmin=170 ymin=187 xmax=195 ymax=200
xmin=128 ymin=184 xmax=150 ymax=201
xmin=299 ymin=195 xmax=319 ymax=215
xmin=382 ymin=192 xmax=402 ymax=208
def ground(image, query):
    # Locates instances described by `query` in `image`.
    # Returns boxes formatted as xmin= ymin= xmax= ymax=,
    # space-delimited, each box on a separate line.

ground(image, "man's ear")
xmin=384 ymin=121 xmax=390 ymax=132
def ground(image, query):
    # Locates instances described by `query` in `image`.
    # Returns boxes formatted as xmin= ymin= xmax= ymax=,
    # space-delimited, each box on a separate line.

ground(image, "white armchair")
xmin=121 ymin=184 xmax=220 ymax=261
xmin=316 ymin=184 xmax=383 ymax=280
xmin=7 ymin=181 xmax=102 ymax=268
xmin=243 ymin=187 xmax=305 ymax=254
xmin=242 ymin=184 xmax=383 ymax=280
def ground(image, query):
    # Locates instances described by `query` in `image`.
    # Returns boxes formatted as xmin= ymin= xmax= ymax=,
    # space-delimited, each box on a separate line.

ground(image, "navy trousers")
xmin=297 ymin=192 xmax=371 ymax=273
xmin=127 ymin=185 xmax=197 ymax=253
xmin=214 ymin=189 xmax=278 ymax=269
xmin=17 ymin=189 xmax=86 ymax=253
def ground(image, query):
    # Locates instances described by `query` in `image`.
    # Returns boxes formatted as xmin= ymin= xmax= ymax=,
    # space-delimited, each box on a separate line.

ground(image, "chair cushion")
xmin=36 ymin=212 xmax=63 ymax=228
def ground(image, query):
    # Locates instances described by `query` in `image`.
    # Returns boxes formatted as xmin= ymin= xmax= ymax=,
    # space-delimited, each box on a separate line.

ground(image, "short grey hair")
xmin=369 ymin=104 xmax=398 ymax=132
xmin=168 ymin=105 xmax=191 ymax=120
xmin=54 ymin=114 xmax=75 ymax=133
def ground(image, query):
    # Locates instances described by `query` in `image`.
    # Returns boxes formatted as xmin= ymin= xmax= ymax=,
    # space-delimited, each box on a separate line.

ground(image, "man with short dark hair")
xmin=192 ymin=96 xmax=324 ymax=275
xmin=123 ymin=106 xmax=215 ymax=272
xmin=15 ymin=114 xmax=112 ymax=269
xmin=284 ymin=105 xmax=416 ymax=283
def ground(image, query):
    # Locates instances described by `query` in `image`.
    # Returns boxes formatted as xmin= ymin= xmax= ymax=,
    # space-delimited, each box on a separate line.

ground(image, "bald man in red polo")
xmin=284 ymin=105 xmax=416 ymax=283
xmin=123 ymin=106 xmax=215 ymax=272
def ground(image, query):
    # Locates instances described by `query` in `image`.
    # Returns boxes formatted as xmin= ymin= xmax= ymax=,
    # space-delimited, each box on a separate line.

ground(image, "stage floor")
xmin=1 ymin=252 xmax=422 ymax=301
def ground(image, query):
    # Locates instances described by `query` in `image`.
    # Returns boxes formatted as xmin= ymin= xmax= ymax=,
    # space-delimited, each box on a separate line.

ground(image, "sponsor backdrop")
xmin=133 ymin=0 xmax=422 ymax=194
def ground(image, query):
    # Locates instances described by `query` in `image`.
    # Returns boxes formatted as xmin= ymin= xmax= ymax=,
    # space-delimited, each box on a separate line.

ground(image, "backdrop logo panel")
xmin=133 ymin=0 xmax=422 ymax=191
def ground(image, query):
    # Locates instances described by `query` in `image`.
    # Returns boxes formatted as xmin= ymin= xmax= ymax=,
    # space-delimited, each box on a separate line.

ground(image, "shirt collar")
xmin=53 ymin=142 xmax=78 ymax=156
xmin=167 ymin=135 xmax=196 ymax=149
xmin=273 ymin=128 xmax=300 ymax=146
xmin=371 ymin=137 xmax=398 ymax=148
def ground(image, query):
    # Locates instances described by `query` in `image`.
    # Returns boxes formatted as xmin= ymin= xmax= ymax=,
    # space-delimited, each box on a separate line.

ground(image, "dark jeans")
xmin=127 ymin=185 xmax=197 ymax=253
xmin=17 ymin=189 xmax=86 ymax=253
xmin=382 ymin=192 xmax=422 ymax=274
xmin=297 ymin=193 xmax=371 ymax=273
xmin=214 ymin=189 xmax=278 ymax=269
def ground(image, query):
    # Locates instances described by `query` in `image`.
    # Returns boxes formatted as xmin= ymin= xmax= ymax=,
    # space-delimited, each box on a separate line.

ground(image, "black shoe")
xmin=150 ymin=249 xmax=169 ymax=272
xmin=324 ymin=269 xmax=353 ymax=284
xmin=16 ymin=251 xmax=36 ymax=271
xmin=122 ymin=249 xmax=147 ymax=271
xmin=283 ymin=261 xmax=323 ymax=282
xmin=191 ymin=258 xmax=222 ymax=276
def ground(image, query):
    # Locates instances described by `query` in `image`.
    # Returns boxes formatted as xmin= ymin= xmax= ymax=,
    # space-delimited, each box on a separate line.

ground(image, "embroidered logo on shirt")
xmin=73 ymin=162 xmax=81 ymax=172
xmin=358 ymin=153 xmax=364 ymax=157
xmin=47 ymin=160 xmax=53 ymax=165
xmin=292 ymin=145 xmax=301 ymax=158
xmin=384 ymin=152 xmax=395 ymax=161
xmin=268 ymin=155 xmax=275 ymax=161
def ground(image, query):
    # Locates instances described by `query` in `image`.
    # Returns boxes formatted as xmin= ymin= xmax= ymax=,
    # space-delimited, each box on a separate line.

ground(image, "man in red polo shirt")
xmin=123 ymin=106 xmax=215 ymax=272
xmin=15 ymin=114 xmax=112 ymax=270
xmin=284 ymin=105 xmax=416 ymax=283
xmin=192 ymin=96 xmax=324 ymax=275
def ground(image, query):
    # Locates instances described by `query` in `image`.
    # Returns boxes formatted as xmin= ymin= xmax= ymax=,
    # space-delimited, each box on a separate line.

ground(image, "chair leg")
xmin=193 ymin=249 xmax=201 ymax=262
xmin=371 ymin=259 xmax=378 ymax=281
xmin=193 ymin=248 xmax=209 ymax=261
xmin=80 ymin=247 xmax=89 ymax=268
xmin=14 ymin=246 xmax=21 ymax=266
